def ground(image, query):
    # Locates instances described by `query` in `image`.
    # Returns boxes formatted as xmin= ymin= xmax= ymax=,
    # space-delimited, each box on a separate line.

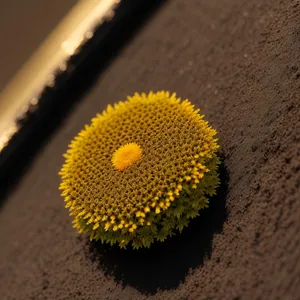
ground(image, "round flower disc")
xmin=59 ymin=91 xmax=220 ymax=248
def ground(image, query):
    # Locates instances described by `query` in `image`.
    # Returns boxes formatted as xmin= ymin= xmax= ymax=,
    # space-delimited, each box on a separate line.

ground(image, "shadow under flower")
xmin=88 ymin=162 xmax=229 ymax=294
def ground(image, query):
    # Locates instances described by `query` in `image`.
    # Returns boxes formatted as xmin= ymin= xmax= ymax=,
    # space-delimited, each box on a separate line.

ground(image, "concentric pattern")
xmin=59 ymin=91 xmax=220 ymax=248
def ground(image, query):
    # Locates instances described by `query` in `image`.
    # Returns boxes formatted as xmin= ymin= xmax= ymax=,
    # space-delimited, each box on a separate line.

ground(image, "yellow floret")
xmin=112 ymin=143 xmax=143 ymax=171
xmin=59 ymin=91 xmax=220 ymax=249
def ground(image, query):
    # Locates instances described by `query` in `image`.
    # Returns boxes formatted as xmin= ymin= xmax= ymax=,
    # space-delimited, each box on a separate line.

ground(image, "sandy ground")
xmin=0 ymin=0 xmax=299 ymax=299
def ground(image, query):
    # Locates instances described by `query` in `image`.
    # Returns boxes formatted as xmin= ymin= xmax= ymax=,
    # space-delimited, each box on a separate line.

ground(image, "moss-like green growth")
xmin=59 ymin=91 xmax=220 ymax=249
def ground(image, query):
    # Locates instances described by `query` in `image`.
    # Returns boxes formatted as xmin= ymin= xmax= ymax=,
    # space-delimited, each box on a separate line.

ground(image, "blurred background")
xmin=0 ymin=0 xmax=74 ymax=92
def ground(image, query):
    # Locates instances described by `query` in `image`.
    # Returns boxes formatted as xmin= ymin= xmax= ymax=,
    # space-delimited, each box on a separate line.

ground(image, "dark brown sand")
xmin=0 ymin=1 xmax=299 ymax=299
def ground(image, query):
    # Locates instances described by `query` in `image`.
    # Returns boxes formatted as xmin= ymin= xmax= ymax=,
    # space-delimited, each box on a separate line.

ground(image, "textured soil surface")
xmin=0 ymin=1 xmax=300 ymax=300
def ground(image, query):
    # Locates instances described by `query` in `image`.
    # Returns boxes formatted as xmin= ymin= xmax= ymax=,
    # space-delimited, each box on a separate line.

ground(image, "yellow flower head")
xmin=112 ymin=143 xmax=142 ymax=171
xmin=59 ymin=91 xmax=220 ymax=249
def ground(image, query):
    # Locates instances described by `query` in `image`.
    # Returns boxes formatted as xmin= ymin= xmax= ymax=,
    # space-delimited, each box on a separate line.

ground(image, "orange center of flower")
xmin=112 ymin=143 xmax=143 ymax=171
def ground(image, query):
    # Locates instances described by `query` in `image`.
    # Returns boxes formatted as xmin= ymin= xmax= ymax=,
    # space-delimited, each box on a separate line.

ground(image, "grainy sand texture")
xmin=0 ymin=1 xmax=299 ymax=299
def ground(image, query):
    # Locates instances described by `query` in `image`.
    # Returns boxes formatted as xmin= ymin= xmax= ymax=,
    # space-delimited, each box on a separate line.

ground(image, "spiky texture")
xmin=59 ymin=91 xmax=220 ymax=249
